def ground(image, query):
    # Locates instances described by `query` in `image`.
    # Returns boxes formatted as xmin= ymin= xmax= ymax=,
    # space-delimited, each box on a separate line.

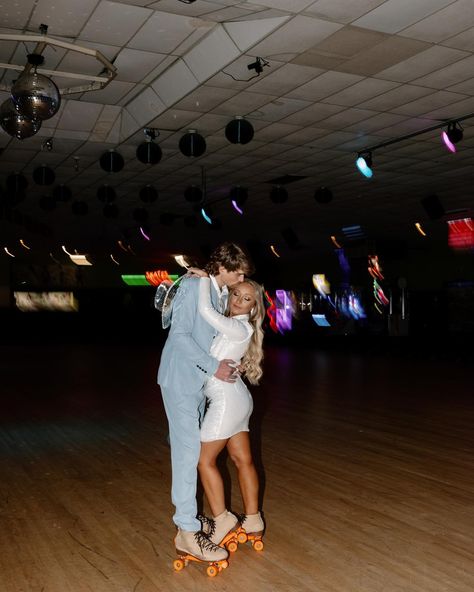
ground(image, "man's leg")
xmin=161 ymin=386 xmax=202 ymax=532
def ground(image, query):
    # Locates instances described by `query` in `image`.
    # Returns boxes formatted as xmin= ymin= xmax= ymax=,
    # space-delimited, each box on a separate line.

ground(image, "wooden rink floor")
xmin=0 ymin=341 xmax=473 ymax=592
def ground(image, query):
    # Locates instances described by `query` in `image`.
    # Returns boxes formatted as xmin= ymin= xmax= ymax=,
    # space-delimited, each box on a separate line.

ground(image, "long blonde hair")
xmin=229 ymin=279 xmax=265 ymax=385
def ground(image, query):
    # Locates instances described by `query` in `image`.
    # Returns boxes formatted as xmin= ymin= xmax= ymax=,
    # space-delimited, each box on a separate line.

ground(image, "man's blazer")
xmin=157 ymin=276 xmax=221 ymax=392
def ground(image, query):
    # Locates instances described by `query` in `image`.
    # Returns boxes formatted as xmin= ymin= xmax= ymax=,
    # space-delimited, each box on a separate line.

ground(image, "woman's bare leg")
xmin=226 ymin=432 xmax=259 ymax=515
xmin=198 ymin=439 xmax=228 ymax=517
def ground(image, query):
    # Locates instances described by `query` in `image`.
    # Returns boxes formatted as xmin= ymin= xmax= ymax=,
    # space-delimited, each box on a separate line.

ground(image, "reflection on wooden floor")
xmin=0 ymin=342 xmax=473 ymax=592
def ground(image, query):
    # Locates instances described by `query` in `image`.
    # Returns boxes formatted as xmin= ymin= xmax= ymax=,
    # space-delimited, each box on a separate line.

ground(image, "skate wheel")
xmin=227 ymin=540 xmax=238 ymax=553
xmin=221 ymin=560 xmax=229 ymax=570
xmin=253 ymin=539 xmax=264 ymax=552
xmin=237 ymin=532 xmax=248 ymax=544
xmin=207 ymin=565 xmax=218 ymax=577
xmin=173 ymin=559 xmax=185 ymax=571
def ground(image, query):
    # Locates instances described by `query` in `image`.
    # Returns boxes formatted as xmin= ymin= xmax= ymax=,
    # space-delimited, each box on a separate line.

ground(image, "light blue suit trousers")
xmin=158 ymin=276 xmax=220 ymax=531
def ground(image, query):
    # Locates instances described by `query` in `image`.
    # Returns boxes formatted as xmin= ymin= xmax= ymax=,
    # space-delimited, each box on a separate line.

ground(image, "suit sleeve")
xmin=170 ymin=278 xmax=219 ymax=376
xmin=198 ymin=277 xmax=250 ymax=342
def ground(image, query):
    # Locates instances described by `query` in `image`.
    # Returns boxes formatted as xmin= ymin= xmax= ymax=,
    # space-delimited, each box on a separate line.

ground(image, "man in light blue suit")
xmin=158 ymin=242 xmax=253 ymax=561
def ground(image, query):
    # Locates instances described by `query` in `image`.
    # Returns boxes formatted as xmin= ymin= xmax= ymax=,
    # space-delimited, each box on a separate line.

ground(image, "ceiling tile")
xmin=391 ymin=90 xmax=468 ymax=117
xmin=352 ymin=0 xmax=455 ymax=34
xmin=247 ymin=97 xmax=313 ymax=122
xmin=316 ymin=107 xmax=377 ymax=130
xmin=250 ymin=15 xmax=344 ymax=59
xmin=322 ymin=78 xmax=399 ymax=106
xmin=336 ymin=36 xmax=431 ymax=77
xmin=281 ymin=102 xmax=346 ymax=125
xmin=441 ymin=26 xmax=474 ymax=52
xmin=114 ymin=48 xmax=167 ymax=83
xmin=79 ymin=0 xmax=152 ymax=46
xmin=286 ymin=70 xmax=364 ymax=101
xmin=357 ymin=84 xmax=435 ymax=111
xmin=247 ymin=63 xmax=323 ymax=96
xmin=399 ymin=0 xmax=474 ymax=43
xmin=304 ymin=0 xmax=386 ymax=24
xmin=30 ymin=0 xmax=99 ymax=38
xmin=129 ymin=11 xmax=213 ymax=53
xmin=173 ymin=86 xmax=235 ymax=113
xmin=213 ymin=91 xmax=278 ymax=117
xmin=412 ymin=55 xmax=474 ymax=91
xmin=57 ymin=100 xmax=103 ymax=132
xmin=80 ymin=80 xmax=135 ymax=105
xmin=252 ymin=0 xmax=316 ymax=11
xmin=375 ymin=45 xmax=469 ymax=83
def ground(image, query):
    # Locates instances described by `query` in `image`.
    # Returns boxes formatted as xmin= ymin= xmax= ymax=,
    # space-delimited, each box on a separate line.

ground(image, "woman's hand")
xmin=187 ymin=267 xmax=209 ymax=278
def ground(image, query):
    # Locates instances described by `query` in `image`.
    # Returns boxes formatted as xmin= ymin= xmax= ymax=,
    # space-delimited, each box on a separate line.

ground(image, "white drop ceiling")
xmin=1 ymin=0 xmax=473 ymax=266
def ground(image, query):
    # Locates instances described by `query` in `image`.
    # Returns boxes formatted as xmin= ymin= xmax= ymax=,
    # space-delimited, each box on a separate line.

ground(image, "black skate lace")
xmin=194 ymin=530 xmax=222 ymax=553
xmin=198 ymin=514 xmax=216 ymax=537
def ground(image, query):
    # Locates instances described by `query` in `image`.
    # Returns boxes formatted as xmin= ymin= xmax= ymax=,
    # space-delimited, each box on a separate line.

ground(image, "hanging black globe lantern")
xmin=179 ymin=130 xmax=206 ymax=157
xmin=314 ymin=186 xmax=333 ymax=204
xmin=33 ymin=164 xmax=55 ymax=186
xmin=71 ymin=200 xmax=88 ymax=216
xmin=52 ymin=184 xmax=72 ymax=202
xmin=99 ymin=149 xmax=124 ymax=173
xmin=270 ymin=185 xmax=288 ymax=203
xmin=97 ymin=185 xmax=116 ymax=203
xmin=0 ymin=99 xmax=42 ymax=139
xmin=139 ymin=185 xmax=158 ymax=203
xmin=11 ymin=54 xmax=61 ymax=121
xmin=6 ymin=172 xmax=28 ymax=194
xmin=136 ymin=141 xmax=162 ymax=165
xmin=184 ymin=185 xmax=203 ymax=203
xmin=225 ymin=116 xmax=254 ymax=145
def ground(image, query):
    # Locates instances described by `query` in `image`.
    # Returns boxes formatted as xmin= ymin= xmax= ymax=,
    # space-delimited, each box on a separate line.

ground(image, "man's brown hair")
xmin=204 ymin=242 xmax=254 ymax=276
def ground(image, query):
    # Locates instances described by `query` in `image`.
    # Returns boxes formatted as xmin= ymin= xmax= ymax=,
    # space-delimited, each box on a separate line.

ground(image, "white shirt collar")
xmin=210 ymin=275 xmax=228 ymax=298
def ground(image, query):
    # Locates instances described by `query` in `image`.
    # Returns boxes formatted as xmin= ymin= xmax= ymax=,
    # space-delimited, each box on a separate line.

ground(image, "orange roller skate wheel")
xmin=173 ymin=559 xmax=185 ymax=571
xmin=253 ymin=539 xmax=264 ymax=552
xmin=237 ymin=532 xmax=248 ymax=544
xmin=227 ymin=540 xmax=238 ymax=553
xmin=207 ymin=565 xmax=218 ymax=577
xmin=221 ymin=560 xmax=229 ymax=569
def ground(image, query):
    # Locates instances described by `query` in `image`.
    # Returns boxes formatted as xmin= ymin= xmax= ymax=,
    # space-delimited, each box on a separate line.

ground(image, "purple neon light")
xmin=442 ymin=131 xmax=456 ymax=153
xmin=140 ymin=226 xmax=151 ymax=241
xmin=231 ymin=200 xmax=243 ymax=215
xmin=275 ymin=289 xmax=292 ymax=333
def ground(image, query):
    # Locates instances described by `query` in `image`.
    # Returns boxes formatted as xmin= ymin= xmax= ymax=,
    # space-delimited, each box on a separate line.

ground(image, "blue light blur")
xmin=356 ymin=156 xmax=373 ymax=178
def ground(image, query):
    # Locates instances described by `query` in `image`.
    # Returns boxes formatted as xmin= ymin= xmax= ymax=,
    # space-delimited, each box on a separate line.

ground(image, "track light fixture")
xmin=441 ymin=121 xmax=463 ymax=153
xmin=247 ymin=57 xmax=265 ymax=74
xmin=358 ymin=111 xmax=474 ymax=170
xmin=356 ymin=152 xmax=373 ymax=179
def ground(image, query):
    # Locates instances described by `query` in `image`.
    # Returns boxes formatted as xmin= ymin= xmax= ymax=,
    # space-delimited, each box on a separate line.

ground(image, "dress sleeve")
xmin=168 ymin=277 xmax=219 ymax=376
xmin=198 ymin=277 xmax=250 ymax=342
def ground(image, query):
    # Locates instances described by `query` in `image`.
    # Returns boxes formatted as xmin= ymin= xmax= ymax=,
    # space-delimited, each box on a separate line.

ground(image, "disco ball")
xmin=0 ymin=99 xmax=42 ymax=139
xmin=11 ymin=71 xmax=61 ymax=121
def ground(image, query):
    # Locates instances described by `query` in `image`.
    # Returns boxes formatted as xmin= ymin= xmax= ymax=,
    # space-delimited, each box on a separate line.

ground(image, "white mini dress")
xmin=198 ymin=278 xmax=254 ymax=442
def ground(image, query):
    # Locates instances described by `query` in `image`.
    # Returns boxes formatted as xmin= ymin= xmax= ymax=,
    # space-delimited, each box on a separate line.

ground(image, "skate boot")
xmin=236 ymin=512 xmax=265 ymax=551
xmin=173 ymin=529 xmax=229 ymax=577
xmin=199 ymin=511 xmax=240 ymax=552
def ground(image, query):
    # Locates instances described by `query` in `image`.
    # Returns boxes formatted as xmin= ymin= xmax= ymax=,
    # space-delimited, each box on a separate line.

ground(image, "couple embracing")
xmin=157 ymin=242 xmax=266 ymax=566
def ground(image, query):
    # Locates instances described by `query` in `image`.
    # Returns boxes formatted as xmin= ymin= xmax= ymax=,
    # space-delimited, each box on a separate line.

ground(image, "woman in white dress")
xmin=189 ymin=268 xmax=266 ymax=548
